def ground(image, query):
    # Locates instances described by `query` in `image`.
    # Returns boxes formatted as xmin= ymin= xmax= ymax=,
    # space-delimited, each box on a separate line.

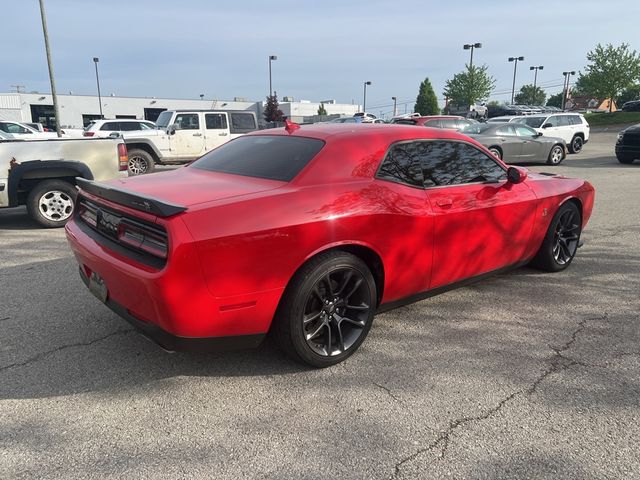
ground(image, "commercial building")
xmin=0 ymin=92 xmax=360 ymax=129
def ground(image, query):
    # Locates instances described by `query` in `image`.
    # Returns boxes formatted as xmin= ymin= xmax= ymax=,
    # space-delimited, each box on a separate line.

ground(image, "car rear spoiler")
xmin=76 ymin=177 xmax=187 ymax=217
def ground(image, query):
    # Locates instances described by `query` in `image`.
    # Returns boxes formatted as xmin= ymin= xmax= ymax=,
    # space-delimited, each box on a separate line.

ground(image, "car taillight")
xmin=78 ymin=202 xmax=98 ymax=227
xmin=118 ymin=143 xmax=128 ymax=171
xmin=117 ymin=220 xmax=168 ymax=259
xmin=83 ymin=131 xmax=95 ymax=137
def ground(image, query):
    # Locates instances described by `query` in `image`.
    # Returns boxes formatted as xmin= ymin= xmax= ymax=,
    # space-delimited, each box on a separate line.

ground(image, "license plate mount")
xmin=88 ymin=271 xmax=108 ymax=303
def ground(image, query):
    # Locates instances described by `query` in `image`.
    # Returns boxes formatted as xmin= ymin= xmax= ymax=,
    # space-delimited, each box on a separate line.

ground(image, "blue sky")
xmin=2 ymin=0 xmax=639 ymax=115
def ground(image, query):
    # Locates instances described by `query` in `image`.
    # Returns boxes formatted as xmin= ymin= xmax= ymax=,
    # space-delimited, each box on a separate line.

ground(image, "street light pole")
xmin=391 ymin=96 xmax=397 ymax=117
xmin=561 ymin=70 xmax=576 ymax=110
xmin=363 ymin=81 xmax=371 ymax=113
xmin=508 ymin=56 xmax=524 ymax=104
xmin=463 ymin=43 xmax=482 ymax=105
xmin=93 ymin=57 xmax=103 ymax=118
xmin=529 ymin=65 xmax=544 ymax=89
xmin=268 ymin=55 xmax=277 ymax=97
xmin=38 ymin=0 xmax=62 ymax=137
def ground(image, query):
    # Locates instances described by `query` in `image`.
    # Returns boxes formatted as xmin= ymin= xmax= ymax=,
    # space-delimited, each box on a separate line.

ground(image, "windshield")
xmin=191 ymin=135 xmax=325 ymax=182
xmin=155 ymin=111 xmax=173 ymax=128
xmin=513 ymin=116 xmax=545 ymax=128
xmin=460 ymin=123 xmax=493 ymax=134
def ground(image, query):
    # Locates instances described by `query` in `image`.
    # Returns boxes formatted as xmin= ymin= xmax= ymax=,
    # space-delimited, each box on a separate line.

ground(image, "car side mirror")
xmin=542 ymin=123 xmax=552 ymax=128
xmin=507 ymin=166 xmax=527 ymax=184
xmin=537 ymin=132 xmax=543 ymax=137
xmin=168 ymin=123 xmax=178 ymax=135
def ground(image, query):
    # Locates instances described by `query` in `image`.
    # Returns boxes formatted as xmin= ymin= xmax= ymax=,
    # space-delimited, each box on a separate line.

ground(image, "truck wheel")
xmin=26 ymin=179 xmax=77 ymax=228
xmin=128 ymin=149 xmax=155 ymax=175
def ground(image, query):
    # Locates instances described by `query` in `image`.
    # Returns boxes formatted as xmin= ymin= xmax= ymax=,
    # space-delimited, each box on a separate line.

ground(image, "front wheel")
xmin=569 ymin=135 xmax=584 ymax=154
xmin=272 ymin=252 xmax=377 ymax=367
xmin=26 ymin=179 xmax=77 ymax=228
xmin=546 ymin=145 xmax=565 ymax=165
xmin=617 ymin=153 xmax=636 ymax=164
xmin=530 ymin=202 xmax=581 ymax=272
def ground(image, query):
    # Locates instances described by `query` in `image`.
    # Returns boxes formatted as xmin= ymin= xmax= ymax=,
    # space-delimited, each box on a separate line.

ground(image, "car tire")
xmin=616 ymin=154 xmax=636 ymax=164
xmin=530 ymin=201 xmax=581 ymax=272
xmin=546 ymin=145 xmax=565 ymax=165
xmin=128 ymin=149 xmax=155 ymax=176
xmin=488 ymin=147 xmax=502 ymax=159
xmin=26 ymin=179 xmax=77 ymax=228
xmin=272 ymin=251 xmax=377 ymax=368
xmin=568 ymin=135 xmax=584 ymax=154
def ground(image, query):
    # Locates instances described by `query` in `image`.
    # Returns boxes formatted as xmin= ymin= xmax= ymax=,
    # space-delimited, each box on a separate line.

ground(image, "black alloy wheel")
xmin=531 ymin=202 xmax=581 ymax=272
xmin=273 ymin=252 xmax=377 ymax=367
xmin=570 ymin=135 xmax=584 ymax=154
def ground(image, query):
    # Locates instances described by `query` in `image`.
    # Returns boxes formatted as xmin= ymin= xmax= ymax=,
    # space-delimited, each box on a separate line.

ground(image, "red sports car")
xmin=65 ymin=122 xmax=594 ymax=367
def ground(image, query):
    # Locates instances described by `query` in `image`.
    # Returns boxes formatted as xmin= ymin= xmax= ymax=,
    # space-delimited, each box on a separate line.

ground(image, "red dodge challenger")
xmin=65 ymin=122 xmax=594 ymax=367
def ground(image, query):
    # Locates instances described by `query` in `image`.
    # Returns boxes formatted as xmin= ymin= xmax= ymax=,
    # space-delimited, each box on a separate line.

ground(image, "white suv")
xmin=0 ymin=121 xmax=57 ymax=139
xmin=513 ymin=113 xmax=590 ymax=153
xmin=83 ymin=119 xmax=156 ymax=137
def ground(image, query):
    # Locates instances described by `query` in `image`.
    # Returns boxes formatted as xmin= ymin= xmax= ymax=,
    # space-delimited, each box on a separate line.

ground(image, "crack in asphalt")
xmin=0 ymin=329 xmax=134 ymax=374
xmin=372 ymin=381 xmax=403 ymax=403
xmin=0 ymin=317 xmax=10 ymax=323
xmin=390 ymin=313 xmax=607 ymax=479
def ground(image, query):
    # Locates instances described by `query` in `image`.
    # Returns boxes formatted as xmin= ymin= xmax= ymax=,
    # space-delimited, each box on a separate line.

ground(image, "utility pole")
xmin=391 ymin=96 xmax=397 ymax=117
xmin=561 ymin=70 xmax=576 ymax=110
xmin=463 ymin=43 xmax=482 ymax=104
xmin=363 ymin=81 xmax=371 ymax=113
xmin=38 ymin=0 xmax=62 ymax=137
xmin=93 ymin=57 xmax=103 ymax=118
xmin=11 ymin=85 xmax=25 ymax=93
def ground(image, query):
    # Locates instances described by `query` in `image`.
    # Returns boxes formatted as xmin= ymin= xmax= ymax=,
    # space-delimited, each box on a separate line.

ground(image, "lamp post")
xmin=363 ymin=81 xmax=372 ymax=113
xmin=38 ymin=0 xmax=62 ymax=137
xmin=391 ymin=96 xmax=397 ymax=117
xmin=268 ymin=55 xmax=277 ymax=97
xmin=463 ymin=43 xmax=481 ymax=105
xmin=561 ymin=70 xmax=576 ymax=110
xmin=508 ymin=56 xmax=524 ymax=104
xmin=529 ymin=65 xmax=544 ymax=89
xmin=92 ymin=57 xmax=103 ymax=118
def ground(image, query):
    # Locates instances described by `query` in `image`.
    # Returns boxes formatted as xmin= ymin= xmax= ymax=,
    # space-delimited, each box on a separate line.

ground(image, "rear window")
xmin=191 ymin=135 xmax=325 ymax=182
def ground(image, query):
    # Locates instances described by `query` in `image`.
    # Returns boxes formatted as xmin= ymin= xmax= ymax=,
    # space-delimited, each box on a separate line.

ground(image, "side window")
xmin=119 ymin=122 xmax=140 ymax=131
xmin=419 ymin=141 xmax=506 ymax=187
xmin=458 ymin=119 xmax=472 ymax=129
xmin=544 ymin=116 xmax=559 ymax=127
xmin=205 ymin=113 xmax=228 ymax=130
xmin=424 ymin=119 xmax=441 ymax=128
xmin=440 ymin=119 xmax=458 ymax=129
xmin=229 ymin=113 xmax=257 ymax=134
xmin=6 ymin=123 xmax=31 ymax=134
xmin=496 ymin=125 xmax=516 ymax=136
xmin=514 ymin=125 xmax=537 ymax=136
xmin=101 ymin=122 xmax=120 ymax=131
xmin=569 ymin=115 xmax=583 ymax=125
xmin=175 ymin=113 xmax=200 ymax=130
xmin=139 ymin=122 xmax=154 ymax=130
xmin=376 ymin=142 xmax=424 ymax=188
xmin=557 ymin=115 xmax=572 ymax=126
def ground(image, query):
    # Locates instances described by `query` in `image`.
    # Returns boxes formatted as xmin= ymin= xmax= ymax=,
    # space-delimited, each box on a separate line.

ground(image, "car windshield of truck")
xmin=155 ymin=111 xmax=173 ymax=129
xmin=83 ymin=122 xmax=95 ymax=131
xmin=513 ymin=116 xmax=545 ymax=128
xmin=191 ymin=135 xmax=325 ymax=182
xmin=460 ymin=123 xmax=492 ymax=134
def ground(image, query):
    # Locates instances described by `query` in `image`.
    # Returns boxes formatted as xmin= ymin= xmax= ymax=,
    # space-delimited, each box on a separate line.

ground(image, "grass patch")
xmin=585 ymin=111 xmax=640 ymax=126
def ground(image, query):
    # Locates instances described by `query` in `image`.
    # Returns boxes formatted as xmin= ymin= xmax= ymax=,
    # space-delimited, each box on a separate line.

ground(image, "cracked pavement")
xmin=1 ymin=131 xmax=639 ymax=479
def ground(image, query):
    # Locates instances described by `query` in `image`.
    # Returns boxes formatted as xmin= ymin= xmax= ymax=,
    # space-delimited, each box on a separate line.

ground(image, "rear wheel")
xmin=569 ymin=135 xmax=584 ymax=154
xmin=488 ymin=147 xmax=502 ymax=159
xmin=616 ymin=153 xmax=636 ymax=164
xmin=546 ymin=145 xmax=565 ymax=165
xmin=128 ymin=149 xmax=155 ymax=175
xmin=273 ymin=252 xmax=377 ymax=368
xmin=530 ymin=202 xmax=581 ymax=272
xmin=26 ymin=179 xmax=77 ymax=228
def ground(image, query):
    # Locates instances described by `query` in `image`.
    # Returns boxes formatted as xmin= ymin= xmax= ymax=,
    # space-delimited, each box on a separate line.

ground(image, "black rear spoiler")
xmin=76 ymin=178 xmax=187 ymax=217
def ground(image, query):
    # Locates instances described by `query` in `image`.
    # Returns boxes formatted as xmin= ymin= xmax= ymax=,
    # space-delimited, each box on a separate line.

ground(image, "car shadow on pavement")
xmin=0 ymin=206 xmax=43 ymax=230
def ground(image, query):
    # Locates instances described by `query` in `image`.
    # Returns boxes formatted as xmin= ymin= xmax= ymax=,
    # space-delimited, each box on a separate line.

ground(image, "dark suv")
xmin=616 ymin=124 xmax=640 ymax=164
xmin=621 ymin=100 xmax=640 ymax=112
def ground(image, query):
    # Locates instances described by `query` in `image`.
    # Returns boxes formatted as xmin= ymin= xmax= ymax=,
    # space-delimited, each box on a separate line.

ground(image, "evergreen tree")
xmin=414 ymin=77 xmax=439 ymax=115
xmin=317 ymin=103 xmax=328 ymax=116
xmin=264 ymin=91 xmax=284 ymax=122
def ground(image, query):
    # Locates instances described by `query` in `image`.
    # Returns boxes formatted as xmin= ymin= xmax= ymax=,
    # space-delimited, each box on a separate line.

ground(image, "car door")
xmin=170 ymin=113 xmax=206 ymax=157
xmin=494 ymin=124 xmax=523 ymax=160
xmin=540 ymin=115 xmax=565 ymax=141
xmin=514 ymin=124 xmax=545 ymax=159
xmin=418 ymin=140 xmax=537 ymax=288
xmin=204 ymin=113 xmax=230 ymax=151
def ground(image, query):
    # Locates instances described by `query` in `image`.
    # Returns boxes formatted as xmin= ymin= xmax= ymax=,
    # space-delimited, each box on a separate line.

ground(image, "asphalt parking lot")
xmin=1 ymin=129 xmax=639 ymax=479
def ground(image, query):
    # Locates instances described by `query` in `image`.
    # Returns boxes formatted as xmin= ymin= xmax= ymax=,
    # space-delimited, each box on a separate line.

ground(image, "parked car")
xmin=23 ymin=122 xmax=50 ymax=132
xmin=0 ymin=121 xmax=57 ymax=139
xmin=445 ymin=103 xmax=488 ymax=119
xmin=324 ymin=116 xmax=358 ymax=124
xmin=0 ymin=130 xmax=15 ymax=139
xmin=621 ymin=100 xmax=640 ymax=112
xmin=65 ymin=122 xmax=594 ymax=367
xmin=390 ymin=115 xmax=476 ymax=130
xmin=353 ymin=112 xmax=377 ymax=123
xmin=460 ymin=122 xmax=567 ymax=165
xmin=511 ymin=113 xmax=590 ymax=153
xmin=119 ymin=110 xmax=258 ymax=175
xmin=615 ymin=124 xmax=640 ymax=164
xmin=486 ymin=116 xmax=520 ymax=123
xmin=0 ymin=137 xmax=128 ymax=227
xmin=83 ymin=119 xmax=156 ymax=137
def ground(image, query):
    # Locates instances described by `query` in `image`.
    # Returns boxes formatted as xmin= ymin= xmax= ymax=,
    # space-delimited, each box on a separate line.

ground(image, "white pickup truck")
xmin=0 ymin=137 xmax=128 ymax=227
xmin=120 ymin=109 xmax=258 ymax=175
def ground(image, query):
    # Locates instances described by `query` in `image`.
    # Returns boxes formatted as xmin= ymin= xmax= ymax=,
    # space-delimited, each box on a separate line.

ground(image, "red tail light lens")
xmin=83 ymin=131 xmax=95 ymax=137
xmin=117 ymin=220 xmax=168 ymax=259
xmin=117 ymin=143 xmax=129 ymax=171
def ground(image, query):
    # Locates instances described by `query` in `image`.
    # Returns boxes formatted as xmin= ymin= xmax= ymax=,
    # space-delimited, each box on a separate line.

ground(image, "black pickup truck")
xmin=615 ymin=124 xmax=640 ymax=164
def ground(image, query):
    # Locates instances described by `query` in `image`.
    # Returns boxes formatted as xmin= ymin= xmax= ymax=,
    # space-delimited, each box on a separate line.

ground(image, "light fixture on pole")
xmin=268 ymin=55 xmax=277 ymax=97
xmin=561 ymin=70 xmax=576 ymax=110
xmin=92 ymin=57 xmax=103 ymax=118
xmin=391 ymin=96 xmax=397 ymax=117
xmin=529 ymin=65 xmax=544 ymax=89
xmin=464 ymin=43 xmax=482 ymax=105
xmin=363 ymin=81 xmax=372 ymax=113
xmin=508 ymin=56 xmax=525 ymax=104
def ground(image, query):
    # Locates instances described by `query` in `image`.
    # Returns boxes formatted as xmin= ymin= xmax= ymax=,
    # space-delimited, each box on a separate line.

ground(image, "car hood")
xmin=106 ymin=167 xmax=285 ymax=207
xmin=623 ymin=124 xmax=640 ymax=133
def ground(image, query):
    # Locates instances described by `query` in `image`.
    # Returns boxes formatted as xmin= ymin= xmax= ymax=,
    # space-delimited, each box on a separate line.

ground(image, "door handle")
xmin=219 ymin=132 xmax=228 ymax=136
xmin=192 ymin=133 xmax=202 ymax=137
xmin=436 ymin=198 xmax=453 ymax=208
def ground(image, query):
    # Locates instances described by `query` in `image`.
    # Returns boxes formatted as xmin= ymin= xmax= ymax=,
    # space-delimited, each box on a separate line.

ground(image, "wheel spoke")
xmin=345 ymin=302 xmax=369 ymax=311
xmin=303 ymin=311 xmax=322 ymax=324
xmin=340 ymin=316 xmax=366 ymax=329
xmin=324 ymin=324 xmax=332 ymax=355
xmin=312 ymin=285 xmax=325 ymax=304
xmin=335 ymin=270 xmax=354 ymax=296
xmin=344 ymin=277 xmax=363 ymax=300
xmin=323 ymin=274 xmax=334 ymax=297
xmin=335 ymin=320 xmax=346 ymax=352
xmin=306 ymin=321 xmax=326 ymax=341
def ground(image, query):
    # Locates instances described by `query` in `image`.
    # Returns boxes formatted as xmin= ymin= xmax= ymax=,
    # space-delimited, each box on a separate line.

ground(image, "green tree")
xmin=514 ymin=84 xmax=546 ymax=105
xmin=264 ymin=91 xmax=284 ymax=122
xmin=443 ymin=64 xmax=495 ymax=107
xmin=575 ymin=43 xmax=640 ymax=112
xmin=546 ymin=92 xmax=564 ymax=108
xmin=414 ymin=77 xmax=439 ymax=115
xmin=618 ymin=84 xmax=640 ymax=106
xmin=486 ymin=100 xmax=501 ymax=107
xmin=317 ymin=102 xmax=328 ymax=116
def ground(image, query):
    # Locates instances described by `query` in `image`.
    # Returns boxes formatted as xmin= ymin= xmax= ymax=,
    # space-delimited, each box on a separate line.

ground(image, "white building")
xmin=0 ymin=92 xmax=360 ymax=129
